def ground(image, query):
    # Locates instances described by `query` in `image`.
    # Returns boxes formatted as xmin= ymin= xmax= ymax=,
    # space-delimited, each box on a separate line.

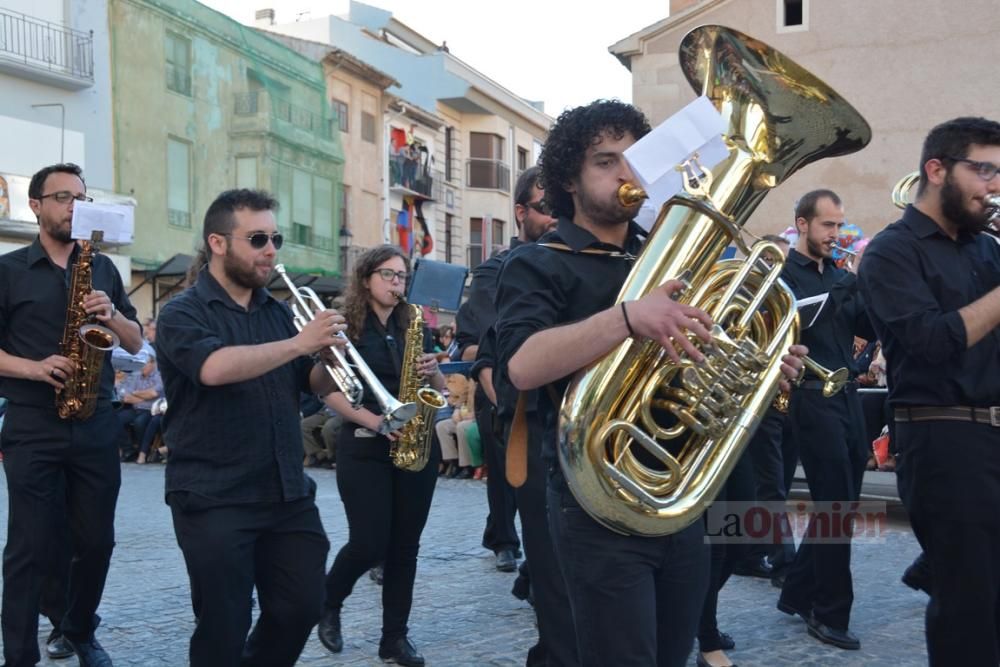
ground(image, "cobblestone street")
xmin=0 ymin=464 xmax=929 ymax=666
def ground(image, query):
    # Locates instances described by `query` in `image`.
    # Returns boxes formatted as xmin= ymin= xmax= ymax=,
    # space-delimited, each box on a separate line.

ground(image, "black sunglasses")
xmin=525 ymin=200 xmax=550 ymax=215
xmin=223 ymin=232 xmax=283 ymax=250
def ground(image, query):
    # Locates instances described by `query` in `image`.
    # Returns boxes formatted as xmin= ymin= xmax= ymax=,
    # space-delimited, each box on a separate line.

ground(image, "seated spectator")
xmin=116 ymin=355 xmax=163 ymax=461
xmin=302 ymin=392 xmax=342 ymax=468
xmin=436 ymin=325 xmax=458 ymax=362
xmin=436 ymin=375 xmax=477 ymax=478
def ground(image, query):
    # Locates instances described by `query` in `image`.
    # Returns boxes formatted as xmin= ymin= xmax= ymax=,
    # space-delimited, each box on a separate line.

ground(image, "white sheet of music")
xmin=71 ymin=201 xmax=135 ymax=244
xmin=796 ymin=293 xmax=829 ymax=330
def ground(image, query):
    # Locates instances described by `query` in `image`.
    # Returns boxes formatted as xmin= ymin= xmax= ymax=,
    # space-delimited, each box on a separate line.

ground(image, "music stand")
xmin=406 ymin=258 xmax=468 ymax=312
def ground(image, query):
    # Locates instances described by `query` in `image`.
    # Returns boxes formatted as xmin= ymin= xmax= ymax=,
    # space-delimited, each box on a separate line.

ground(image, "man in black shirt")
xmin=859 ymin=117 xmax=1000 ymax=666
xmin=457 ymin=165 xmax=557 ymax=576
xmin=777 ymin=189 xmax=874 ymax=651
xmin=0 ymin=163 xmax=143 ymax=667
xmin=495 ymin=100 xmax=805 ymax=667
xmin=156 ymin=189 xmax=346 ymax=667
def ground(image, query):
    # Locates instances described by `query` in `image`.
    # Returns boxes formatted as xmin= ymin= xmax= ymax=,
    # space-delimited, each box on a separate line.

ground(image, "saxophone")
xmin=56 ymin=231 xmax=120 ymax=420
xmin=391 ymin=300 xmax=447 ymax=471
xmin=557 ymin=25 xmax=871 ymax=536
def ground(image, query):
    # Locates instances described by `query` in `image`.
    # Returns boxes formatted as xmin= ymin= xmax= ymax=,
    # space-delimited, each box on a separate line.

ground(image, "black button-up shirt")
xmin=781 ymin=248 xmax=874 ymax=377
xmin=495 ymin=218 xmax=645 ymax=486
xmin=455 ymin=237 xmax=524 ymax=359
xmin=156 ymin=268 xmax=314 ymax=505
xmin=859 ymin=205 xmax=1000 ymax=407
xmin=0 ymin=236 xmax=137 ymax=418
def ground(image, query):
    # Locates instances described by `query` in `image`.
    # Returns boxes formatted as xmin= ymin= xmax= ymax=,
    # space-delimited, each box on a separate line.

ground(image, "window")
xmin=291 ymin=168 xmax=313 ymax=245
xmin=445 ymin=213 xmax=454 ymax=264
xmin=468 ymin=132 xmax=509 ymax=190
xmin=332 ymin=99 xmax=349 ymax=133
xmin=166 ymin=138 xmax=191 ymax=228
xmin=518 ymin=146 xmax=528 ymax=172
xmin=445 ymin=127 xmax=454 ymax=182
xmin=165 ymin=32 xmax=191 ymax=96
xmin=313 ymin=176 xmax=333 ymax=248
xmin=468 ymin=217 xmax=505 ymax=268
xmin=361 ymin=112 xmax=376 ymax=143
xmin=235 ymin=156 xmax=257 ymax=189
xmin=778 ymin=0 xmax=808 ymax=30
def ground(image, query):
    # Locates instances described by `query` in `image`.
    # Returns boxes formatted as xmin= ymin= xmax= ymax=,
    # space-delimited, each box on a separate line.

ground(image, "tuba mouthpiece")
xmin=617 ymin=183 xmax=648 ymax=208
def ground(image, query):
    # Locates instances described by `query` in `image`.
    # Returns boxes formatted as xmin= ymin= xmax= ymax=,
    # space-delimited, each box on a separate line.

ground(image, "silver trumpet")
xmin=274 ymin=264 xmax=418 ymax=433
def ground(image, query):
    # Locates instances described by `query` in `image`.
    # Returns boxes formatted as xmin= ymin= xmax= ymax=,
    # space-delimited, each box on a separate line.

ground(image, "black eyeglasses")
xmin=223 ymin=232 xmax=283 ymax=250
xmin=37 ymin=191 xmax=93 ymax=204
xmin=525 ymin=200 xmax=551 ymax=215
xmin=372 ymin=268 xmax=408 ymax=282
xmin=946 ymin=156 xmax=1000 ymax=182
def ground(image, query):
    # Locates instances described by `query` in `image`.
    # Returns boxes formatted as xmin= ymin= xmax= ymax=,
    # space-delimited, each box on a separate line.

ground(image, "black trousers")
xmin=512 ymin=420 xmax=579 ymax=667
xmin=1 ymin=405 xmax=120 ymax=667
xmin=896 ymin=419 xmax=1000 ymax=666
xmin=780 ymin=387 xmax=867 ymax=631
xmin=324 ymin=427 xmax=438 ymax=641
xmin=746 ymin=407 xmax=797 ymax=571
xmin=548 ymin=486 xmax=709 ymax=667
xmin=698 ymin=450 xmax=755 ymax=652
xmin=477 ymin=388 xmax=520 ymax=554
xmin=170 ymin=494 xmax=329 ymax=667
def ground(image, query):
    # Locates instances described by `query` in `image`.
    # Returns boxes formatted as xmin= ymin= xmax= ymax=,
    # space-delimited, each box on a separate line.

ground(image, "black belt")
xmin=894 ymin=406 xmax=1000 ymax=427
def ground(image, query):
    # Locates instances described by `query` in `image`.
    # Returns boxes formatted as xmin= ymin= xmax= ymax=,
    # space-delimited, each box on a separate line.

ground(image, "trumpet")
xmin=835 ymin=244 xmax=859 ymax=271
xmin=274 ymin=264 xmax=418 ymax=433
xmin=773 ymin=356 xmax=851 ymax=413
xmin=893 ymin=171 xmax=1000 ymax=236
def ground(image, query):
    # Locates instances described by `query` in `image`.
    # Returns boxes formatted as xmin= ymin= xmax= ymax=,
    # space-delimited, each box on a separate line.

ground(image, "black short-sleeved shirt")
xmin=156 ymin=268 xmax=314 ymax=505
xmin=781 ymin=248 xmax=875 ymax=377
xmin=455 ymin=238 xmax=523 ymax=359
xmin=0 ymin=236 xmax=138 ymax=426
xmin=859 ymin=205 xmax=1000 ymax=407
xmin=339 ymin=309 xmax=434 ymax=429
xmin=494 ymin=217 xmax=645 ymax=490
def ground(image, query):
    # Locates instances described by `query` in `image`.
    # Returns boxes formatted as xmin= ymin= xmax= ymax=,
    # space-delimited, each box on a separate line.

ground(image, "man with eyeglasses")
xmin=859 ymin=117 xmax=1000 ymax=666
xmin=155 ymin=189 xmax=347 ymax=666
xmin=0 ymin=162 xmax=144 ymax=667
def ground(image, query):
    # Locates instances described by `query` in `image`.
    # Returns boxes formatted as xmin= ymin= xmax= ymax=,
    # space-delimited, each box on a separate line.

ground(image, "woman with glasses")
xmin=317 ymin=244 xmax=444 ymax=667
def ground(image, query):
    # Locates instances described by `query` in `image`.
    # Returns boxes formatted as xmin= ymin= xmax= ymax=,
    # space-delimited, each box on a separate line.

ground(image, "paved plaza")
xmin=0 ymin=464 xmax=929 ymax=666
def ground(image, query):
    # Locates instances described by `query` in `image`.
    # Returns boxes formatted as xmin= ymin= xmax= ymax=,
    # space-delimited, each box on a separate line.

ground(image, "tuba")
xmin=893 ymin=171 xmax=1000 ymax=234
xmin=56 ymin=231 xmax=120 ymax=420
xmin=558 ymin=25 xmax=871 ymax=537
xmin=391 ymin=299 xmax=447 ymax=471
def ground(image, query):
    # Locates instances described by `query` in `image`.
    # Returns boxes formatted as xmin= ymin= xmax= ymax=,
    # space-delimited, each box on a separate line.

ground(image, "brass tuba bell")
xmin=557 ymin=25 xmax=871 ymax=537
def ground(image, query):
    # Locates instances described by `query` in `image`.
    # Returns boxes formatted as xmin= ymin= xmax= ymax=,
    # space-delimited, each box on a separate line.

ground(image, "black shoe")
xmin=902 ymin=553 xmax=931 ymax=594
xmin=806 ymin=612 xmax=860 ymax=650
xmin=495 ymin=548 xmax=518 ymax=573
xmin=317 ymin=608 xmax=343 ymax=654
xmin=46 ymin=632 xmax=75 ymax=660
xmin=717 ymin=631 xmax=735 ymax=651
xmin=379 ymin=636 xmax=425 ymax=666
xmin=776 ymin=597 xmax=811 ymax=622
xmin=369 ymin=564 xmax=384 ymax=585
xmin=455 ymin=466 xmax=473 ymax=479
xmin=64 ymin=637 xmax=113 ymax=667
xmin=771 ymin=572 xmax=786 ymax=588
xmin=511 ymin=572 xmax=532 ymax=603
xmin=732 ymin=555 xmax=773 ymax=579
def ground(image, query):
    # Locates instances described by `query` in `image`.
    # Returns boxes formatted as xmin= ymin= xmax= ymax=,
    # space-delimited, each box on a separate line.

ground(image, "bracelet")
xmin=621 ymin=301 xmax=636 ymax=338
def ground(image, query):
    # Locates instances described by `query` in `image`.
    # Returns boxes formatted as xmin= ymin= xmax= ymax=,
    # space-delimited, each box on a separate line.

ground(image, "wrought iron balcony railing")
xmin=0 ymin=7 xmax=93 ymax=86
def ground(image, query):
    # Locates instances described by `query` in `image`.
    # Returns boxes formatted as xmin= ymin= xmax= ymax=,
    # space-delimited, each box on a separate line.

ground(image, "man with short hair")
xmin=860 ymin=117 xmax=1000 ymax=665
xmin=156 ymin=188 xmax=346 ymax=666
xmin=777 ymin=189 xmax=874 ymax=650
xmin=0 ymin=162 xmax=144 ymax=667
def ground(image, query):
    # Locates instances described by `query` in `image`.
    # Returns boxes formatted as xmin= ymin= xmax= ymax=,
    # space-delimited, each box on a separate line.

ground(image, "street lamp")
xmin=32 ymin=103 xmax=66 ymax=163
xmin=338 ymin=226 xmax=353 ymax=275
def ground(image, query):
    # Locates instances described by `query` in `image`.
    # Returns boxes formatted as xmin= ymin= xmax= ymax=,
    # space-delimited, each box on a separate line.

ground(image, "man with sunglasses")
xmin=156 ymin=189 xmax=347 ymax=666
xmin=0 ymin=163 xmax=144 ymax=667
xmin=859 ymin=117 xmax=1000 ymax=666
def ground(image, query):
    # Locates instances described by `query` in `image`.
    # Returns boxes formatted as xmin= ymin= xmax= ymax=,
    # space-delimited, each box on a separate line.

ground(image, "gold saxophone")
xmin=56 ymin=231 xmax=120 ymax=420
xmin=557 ymin=25 xmax=871 ymax=536
xmin=391 ymin=299 xmax=447 ymax=471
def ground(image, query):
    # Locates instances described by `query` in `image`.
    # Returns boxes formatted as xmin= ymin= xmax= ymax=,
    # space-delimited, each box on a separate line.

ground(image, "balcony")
xmin=466 ymin=158 xmax=510 ymax=192
xmin=0 ymin=7 xmax=93 ymax=89
xmin=389 ymin=153 xmax=442 ymax=201
xmin=232 ymin=90 xmax=341 ymax=158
